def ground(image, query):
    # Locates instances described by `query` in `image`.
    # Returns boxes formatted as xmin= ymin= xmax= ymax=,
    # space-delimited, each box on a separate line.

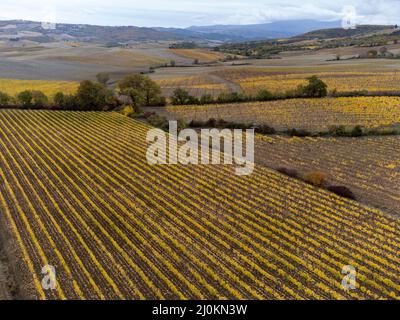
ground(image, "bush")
xmin=277 ymin=167 xmax=299 ymax=179
xmin=187 ymin=96 xmax=200 ymax=105
xmin=200 ymin=94 xmax=214 ymax=104
xmin=143 ymin=111 xmax=156 ymax=119
xmin=105 ymin=90 xmax=122 ymax=109
xmin=76 ymin=80 xmax=109 ymax=111
xmin=147 ymin=114 xmax=168 ymax=129
xmin=350 ymin=125 xmax=363 ymax=137
xmin=53 ymin=92 xmax=65 ymax=106
xmin=287 ymin=128 xmax=311 ymax=137
xmin=115 ymin=105 xmax=135 ymax=117
xmin=0 ymin=91 xmax=11 ymax=105
xmin=17 ymin=90 xmax=48 ymax=108
xmin=256 ymin=124 xmax=276 ymax=134
xmin=63 ymin=94 xmax=78 ymax=110
xmin=96 ymin=72 xmax=110 ymax=85
xmin=327 ymin=186 xmax=356 ymax=200
xmin=17 ymin=90 xmax=33 ymax=107
xmin=118 ymin=74 xmax=164 ymax=107
xmin=303 ymin=171 xmax=327 ymax=187
xmin=298 ymin=76 xmax=328 ymax=98
xmin=256 ymin=89 xmax=273 ymax=101
xmin=329 ymin=125 xmax=347 ymax=136
xmin=205 ymin=118 xmax=217 ymax=127
xmin=216 ymin=92 xmax=247 ymax=103
xmin=149 ymin=96 xmax=167 ymax=107
xmin=177 ymin=119 xmax=188 ymax=131
xmin=189 ymin=119 xmax=206 ymax=127
xmin=31 ymin=90 xmax=49 ymax=108
xmin=171 ymin=88 xmax=193 ymax=105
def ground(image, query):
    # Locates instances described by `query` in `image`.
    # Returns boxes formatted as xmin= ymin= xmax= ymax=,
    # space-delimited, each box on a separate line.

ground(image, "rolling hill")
xmin=0 ymin=19 xmax=343 ymax=44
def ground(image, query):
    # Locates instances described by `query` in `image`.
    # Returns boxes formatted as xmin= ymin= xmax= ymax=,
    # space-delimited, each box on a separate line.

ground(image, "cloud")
xmin=0 ymin=0 xmax=399 ymax=27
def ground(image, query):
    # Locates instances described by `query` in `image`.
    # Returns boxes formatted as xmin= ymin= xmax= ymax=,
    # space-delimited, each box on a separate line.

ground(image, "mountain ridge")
xmin=0 ymin=19 xmax=343 ymax=43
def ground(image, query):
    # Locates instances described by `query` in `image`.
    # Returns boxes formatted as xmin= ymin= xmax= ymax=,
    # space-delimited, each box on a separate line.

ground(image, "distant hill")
xmin=295 ymin=25 xmax=396 ymax=40
xmin=0 ymin=19 xmax=343 ymax=44
xmin=185 ymin=20 xmax=342 ymax=41
xmin=0 ymin=20 xmax=180 ymax=44
xmin=217 ymin=24 xmax=400 ymax=58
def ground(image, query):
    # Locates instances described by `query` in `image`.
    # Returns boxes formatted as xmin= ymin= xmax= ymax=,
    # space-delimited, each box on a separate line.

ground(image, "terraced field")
xmin=0 ymin=110 xmax=399 ymax=300
xmin=150 ymin=96 xmax=400 ymax=131
xmin=254 ymin=135 xmax=400 ymax=216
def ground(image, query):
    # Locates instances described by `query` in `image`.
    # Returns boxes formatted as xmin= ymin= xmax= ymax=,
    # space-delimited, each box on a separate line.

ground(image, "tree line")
xmin=170 ymin=76 xmax=328 ymax=105
xmin=0 ymin=74 xmax=329 ymax=110
xmin=0 ymin=73 xmax=166 ymax=111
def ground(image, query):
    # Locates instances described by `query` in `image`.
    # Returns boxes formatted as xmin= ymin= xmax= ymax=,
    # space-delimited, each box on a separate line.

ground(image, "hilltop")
xmin=218 ymin=24 xmax=400 ymax=57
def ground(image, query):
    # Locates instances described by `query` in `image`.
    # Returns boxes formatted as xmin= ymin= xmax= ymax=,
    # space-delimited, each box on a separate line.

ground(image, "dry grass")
xmin=0 ymin=78 xmax=78 ymax=97
xmin=59 ymin=49 xmax=168 ymax=68
xmin=169 ymin=49 xmax=225 ymax=62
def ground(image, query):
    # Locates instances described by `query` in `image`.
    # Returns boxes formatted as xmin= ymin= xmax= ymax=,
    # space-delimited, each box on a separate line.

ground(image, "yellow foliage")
xmin=162 ymin=97 xmax=400 ymax=131
xmin=115 ymin=105 xmax=135 ymax=116
xmin=303 ymin=171 xmax=327 ymax=187
xmin=0 ymin=78 xmax=78 ymax=97
xmin=170 ymin=49 xmax=225 ymax=62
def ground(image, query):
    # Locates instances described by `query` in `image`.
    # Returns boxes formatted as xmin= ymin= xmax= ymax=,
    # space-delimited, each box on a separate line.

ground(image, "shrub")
xmin=298 ymin=76 xmax=328 ymax=98
xmin=350 ymin=125 xmax=363 ymax=137
xmin=147 ymin=114 xmax=168 ymax=129
xmin=96 ymin=72 xmax=110 ymax=85
xmin=121 ymin=88 xmax=144 ymax=110
xmin=329 ymin=125 xmax=347 ymax=136
xmin=31 ymin=90 xmax=49 ymax=108
xmin=0 ymin=91 xmax=11 ymax=105
xmin=225 ymin=122 xmax=252 ymax=129
xmin=303 ymin=171 xmax=327 ymax=187
xmin=256 ymin=89 xmax=273 ymax=101
xmin=216 ymin=92 xmax=246 ymax=103
xmin=143 ymin=111 xmax=156 ymax=119
xmin=189 ymin=119 xmax=206 ymax=127
xmin=205 ymin=118 xmax=217 ymax=127
xmin=215 ymin=119 xmax=229 ymax=127
xmin=367 ymin=50 xmax=378 ymax=58
xmin=187 ymin=95 xmax=200 ymax=105
xmin=287 ymin=128 xmax=311 ymax=137
xmin=118 ymin=73 xmax=163 ymax=107
xmin=277 ymin=167 xmax=299 ymax=179
xmin=177 ymin=119 xmax=188 ymax=131
xmin=149 ymin=96 xmax=167 ymax=107
xmin=53 ymin=92 xmax=65 ymax=106
xmin=76 ymin=80 xmax=109 ymax=111
xmin=17 ymin=90 xmax=33 ymax=107
xmin=17 ymin=90 xmax=48 ymax=108
xmin=327 ymin=186 xmax=357 ymax=200
xmin=63 ymin=94 xmax=78 ymax=110
xmin=256 ymin=124 xmax=276 ymax=134
xmin=105 ymin=90 xmax=121 ymax=109
xmin=200 ymin=94 xmax=214 ymax=104
xmin=115 ymin=105 xmax=135 ymax=117
xmin=171 ymin=88 xmax=193 ymax=105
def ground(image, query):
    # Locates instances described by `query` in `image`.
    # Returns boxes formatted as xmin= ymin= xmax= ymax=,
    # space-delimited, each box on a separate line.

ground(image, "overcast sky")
xmin=0 ymin=0 xmax=399 ymax=28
